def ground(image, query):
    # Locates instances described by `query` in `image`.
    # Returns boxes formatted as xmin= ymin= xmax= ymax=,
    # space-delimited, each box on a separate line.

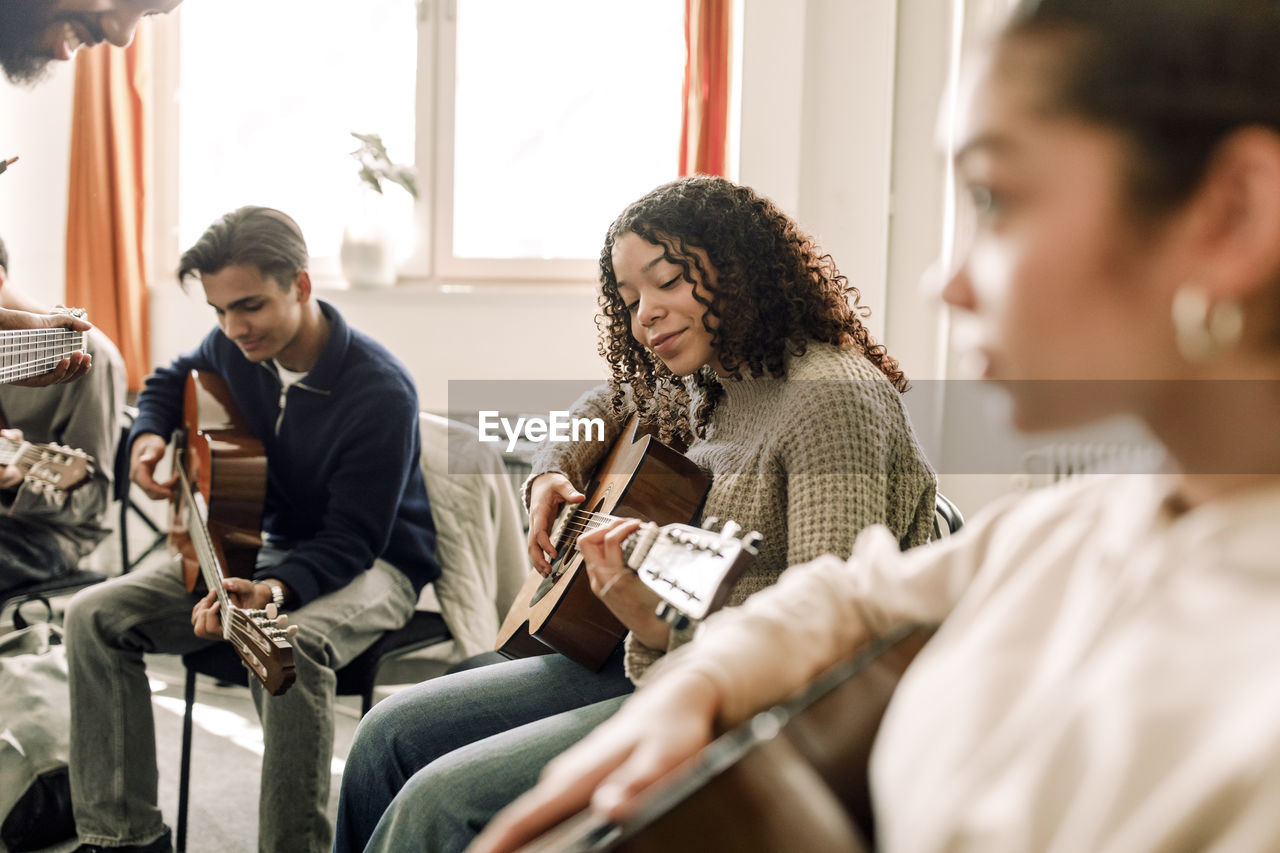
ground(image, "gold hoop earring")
xmin=1171 ymin=285 xmax=1244 ymax=363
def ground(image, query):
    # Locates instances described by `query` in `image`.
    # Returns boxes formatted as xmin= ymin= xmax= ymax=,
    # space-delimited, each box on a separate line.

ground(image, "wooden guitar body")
xmin=170 ymin=370 xmax=295 ymax=696
xmin=496 ymin=416 xmax=710 ymax=670
xmin=173 ymin=370 xmax=267 ymax=591
xmin=522 ymin=627 xmax=934 ymax=853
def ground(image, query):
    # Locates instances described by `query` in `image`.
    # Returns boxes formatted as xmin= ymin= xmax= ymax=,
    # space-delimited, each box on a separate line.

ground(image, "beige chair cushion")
xmin=417 ymin=413 xmax=527 ymax=660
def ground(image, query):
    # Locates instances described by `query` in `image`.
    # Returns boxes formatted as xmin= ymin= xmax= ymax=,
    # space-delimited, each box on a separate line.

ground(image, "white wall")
xmin=0 ymin=65 xmax=75 ymax=308
xmin=148 ymin=281 xmax=606 ymax=414
xmin=737 ymin=0 xmax=898 ymax=345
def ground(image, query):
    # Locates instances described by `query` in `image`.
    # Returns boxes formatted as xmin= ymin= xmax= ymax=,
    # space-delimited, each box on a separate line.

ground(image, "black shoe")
xmin=74 ymin=826 xmax=172 ymax=853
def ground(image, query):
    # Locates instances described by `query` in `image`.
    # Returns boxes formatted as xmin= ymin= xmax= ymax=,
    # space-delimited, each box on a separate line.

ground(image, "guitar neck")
xmin=175 ymin=455 xmax=234 ymax=627
xmin=0 ymin=327 xmax=87 ymax=384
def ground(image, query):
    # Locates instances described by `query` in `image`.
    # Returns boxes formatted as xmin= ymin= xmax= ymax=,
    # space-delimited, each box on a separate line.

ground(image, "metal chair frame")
xmin=174 ymin=610 xmax=453 ymax=852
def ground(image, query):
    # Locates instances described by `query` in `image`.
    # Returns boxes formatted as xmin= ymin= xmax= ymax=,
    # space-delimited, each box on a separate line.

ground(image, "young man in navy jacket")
xmin=64 ymin=206 xmax=439 ymax=853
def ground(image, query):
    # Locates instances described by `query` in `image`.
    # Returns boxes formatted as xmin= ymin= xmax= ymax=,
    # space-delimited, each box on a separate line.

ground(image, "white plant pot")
xmin=340 ymin=189 xmax=404 ymax=287
xmin=340 ymin=226 xmax=397 ymax=288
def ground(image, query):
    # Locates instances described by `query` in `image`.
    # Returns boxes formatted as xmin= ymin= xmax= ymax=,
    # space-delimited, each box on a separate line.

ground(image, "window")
xmin=168 ymin=0 xmax=685 ymax=285
xmin=175 ymin=0 xmax=417 ymax=280
xmin=442 ymin=0 xmax=684 ymax=277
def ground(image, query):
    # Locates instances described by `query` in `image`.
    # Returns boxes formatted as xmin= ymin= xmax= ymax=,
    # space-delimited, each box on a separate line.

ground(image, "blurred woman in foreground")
xmin=475 ymin=0 xmax=1280 ymax=849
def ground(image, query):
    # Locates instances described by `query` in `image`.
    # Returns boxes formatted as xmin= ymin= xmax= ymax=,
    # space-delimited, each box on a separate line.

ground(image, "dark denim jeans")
xmin=65 ymin=551 xmax=417 ymax=852
xmin=334 ymin=644 xmax=632 ymax=853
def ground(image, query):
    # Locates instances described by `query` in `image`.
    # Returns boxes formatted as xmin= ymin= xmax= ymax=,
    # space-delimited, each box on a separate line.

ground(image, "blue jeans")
xmin=65 ymin=549 xmax=417 ymax=852
xmin=334 ymin=645 xmax=633 ymax=853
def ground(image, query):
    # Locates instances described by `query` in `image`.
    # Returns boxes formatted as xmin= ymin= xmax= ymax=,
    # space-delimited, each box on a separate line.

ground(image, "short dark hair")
xmin=1005 ymin=0 xmax=1280 ymax=217
xmin=178 ymin=206 xmax=309 ymax=291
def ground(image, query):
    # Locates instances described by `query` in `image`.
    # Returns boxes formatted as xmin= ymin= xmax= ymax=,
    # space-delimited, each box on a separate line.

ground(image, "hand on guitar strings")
xmin=577 ymin=518 xmax=671 ymax=650
xmin=469 ymin=666 xmax=722 ymax=853
xmin=130 ymin=433 xmax=179 ymax=500
xmin=191 ymin=576 xmax=281 ymax=640
xmin=1 ymin=308 xmax=93 ymax=387
xmin=0 ymin=428 xmax=23 ymax=489
xmin=526 ymin=472 xmax=586 ymax=575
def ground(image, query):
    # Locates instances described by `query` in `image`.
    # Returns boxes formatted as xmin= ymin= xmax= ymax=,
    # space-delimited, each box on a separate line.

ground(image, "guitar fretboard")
xmin=0 ymin=327 xmax=88 ymax=384
xmin=175 ymin=454 xmax=235 ymax=630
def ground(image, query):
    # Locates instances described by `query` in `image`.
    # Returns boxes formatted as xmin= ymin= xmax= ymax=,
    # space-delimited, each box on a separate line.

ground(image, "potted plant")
xmin=339 ymin=132 xmax=418 ymax=287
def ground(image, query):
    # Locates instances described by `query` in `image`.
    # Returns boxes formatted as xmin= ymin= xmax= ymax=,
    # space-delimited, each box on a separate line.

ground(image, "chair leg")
xmin=12 ymin=595 xmax=53 ymax=631
xmin=177 ymin=666 xmax=197 ymax=853
xmin=118 ymin=500 xmax=130 ymax=577
xmin=120 ymin=494 xmax=169 ymax=574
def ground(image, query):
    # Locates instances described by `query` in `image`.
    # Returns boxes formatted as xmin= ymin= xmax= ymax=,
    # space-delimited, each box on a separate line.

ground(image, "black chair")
xmin=0 ymin=411 xmax=156 ymax=631
xmin=116 ymin=406 xmax=169 ymax=573
xmin=175 ymin=609 xmax=452 ymax=853
xmin=933 ymin=492 xmax=964 ymax=539
xmin=0 ymin=569 xmax=109 ymax=630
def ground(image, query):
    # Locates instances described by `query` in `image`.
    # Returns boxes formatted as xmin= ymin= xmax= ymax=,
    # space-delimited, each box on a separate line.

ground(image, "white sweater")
xmin=666 ymin=473 xmax=1280 ymax=852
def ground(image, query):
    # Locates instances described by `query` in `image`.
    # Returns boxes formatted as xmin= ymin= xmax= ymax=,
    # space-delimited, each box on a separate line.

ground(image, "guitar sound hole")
xmin=527 ymin=574 xmax=558 ymax=607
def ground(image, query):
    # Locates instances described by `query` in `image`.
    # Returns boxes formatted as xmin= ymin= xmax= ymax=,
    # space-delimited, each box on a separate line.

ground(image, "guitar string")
xmin=174 ymin=451 xmax=236 ymax=620
xmin=0 ymin=330 xmax=87 ymax=381
xmin=0 ymin=353 xmax=87 ymax=382
xmin=0 ymin=348 xmax=83 ymax=365
xmin=559 ymin=512 xmax=623 ymax=536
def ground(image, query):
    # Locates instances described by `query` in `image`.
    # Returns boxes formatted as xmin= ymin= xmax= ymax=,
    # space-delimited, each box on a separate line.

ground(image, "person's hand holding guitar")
xmin=0 ymin=307 xmax=92 ymax=386
xmin=191 ymin=577 xmax=290 ymax=641
xmin=0 ymin=428 xmax=24 ymax=489
xmin=526 ymin=472 xmax=585 ymax=576
xmin=129 ymin=432 xmax=179 ymax=501
xmin=470 ymin=665 xmax=722 ymax=853
xmin=577 ymin=517 xmax=671 ymax=650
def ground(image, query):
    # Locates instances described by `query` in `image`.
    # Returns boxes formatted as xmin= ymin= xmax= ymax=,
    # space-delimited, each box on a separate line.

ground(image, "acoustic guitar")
xmin=0 ymin=436 xmax=94 ymax=497
xmin=519 ymin=626 xmax=934 ymax=853
xmin=495 ymin=416 xmax=711 ymax=670
xmin=0 ymin=308 xmax=89 ymax=384
xmin=169 ymin=369 xmax=296 ymax=696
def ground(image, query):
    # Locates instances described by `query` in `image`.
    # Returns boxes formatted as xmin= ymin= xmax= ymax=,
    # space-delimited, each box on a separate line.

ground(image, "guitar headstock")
xmin=626 ymin=518 xmax=761 ymax=626
xmin=24 ymin=442 xmax=94 ymax=496
xmin=226 ymin=606 xmax=297 ymax=696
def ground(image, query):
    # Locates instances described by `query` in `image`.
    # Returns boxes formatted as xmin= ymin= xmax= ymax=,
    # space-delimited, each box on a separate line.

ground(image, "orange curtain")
xmin=65 ymin=29 xmax=151 ymax=392
xmin=679 ymin=0 xmax=733 ymax=177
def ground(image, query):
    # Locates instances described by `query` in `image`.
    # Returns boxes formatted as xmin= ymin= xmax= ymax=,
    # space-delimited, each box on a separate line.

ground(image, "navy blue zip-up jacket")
xmin=130 ymin=301 xmax=440 ymax=606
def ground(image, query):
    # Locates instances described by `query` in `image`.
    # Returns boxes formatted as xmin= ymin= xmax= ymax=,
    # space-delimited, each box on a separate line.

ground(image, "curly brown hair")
xmin=598 ymin=175 xmax=907 ymax=445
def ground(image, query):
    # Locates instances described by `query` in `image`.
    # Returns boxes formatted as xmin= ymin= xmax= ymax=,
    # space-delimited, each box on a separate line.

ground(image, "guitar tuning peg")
xmin=265 ymin=603 xmax=278 ymax=620
xmin=743 ymin=531 xmax=763 ymax=552
xmin=703 ymin=516 xmax=720 ymax=532
xmin=285 ymin=624 xmax=299 ymax=639
xmin=275 ymin=614 xmax=289 ymax=627
xmin=720 ymin=520 xmax=741 ymax=539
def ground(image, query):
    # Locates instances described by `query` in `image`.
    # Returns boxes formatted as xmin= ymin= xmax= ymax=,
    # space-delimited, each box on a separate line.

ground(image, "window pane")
xmin=178 ymin=0 xmax=417 ymax=265
xmin=453 ymin=0 xmax=685 ymax=260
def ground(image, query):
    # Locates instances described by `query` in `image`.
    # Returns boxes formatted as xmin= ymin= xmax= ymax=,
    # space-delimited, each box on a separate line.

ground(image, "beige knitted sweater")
xmin=529 ymin=341 xmax=937 ymax=681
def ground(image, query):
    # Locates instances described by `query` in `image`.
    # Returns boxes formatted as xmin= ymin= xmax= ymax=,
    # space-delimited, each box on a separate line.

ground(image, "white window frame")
xmin=150 ymin=0 xmax=685 ymax=290
xmin=426 ymin=0 xmax=600 ymax=283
